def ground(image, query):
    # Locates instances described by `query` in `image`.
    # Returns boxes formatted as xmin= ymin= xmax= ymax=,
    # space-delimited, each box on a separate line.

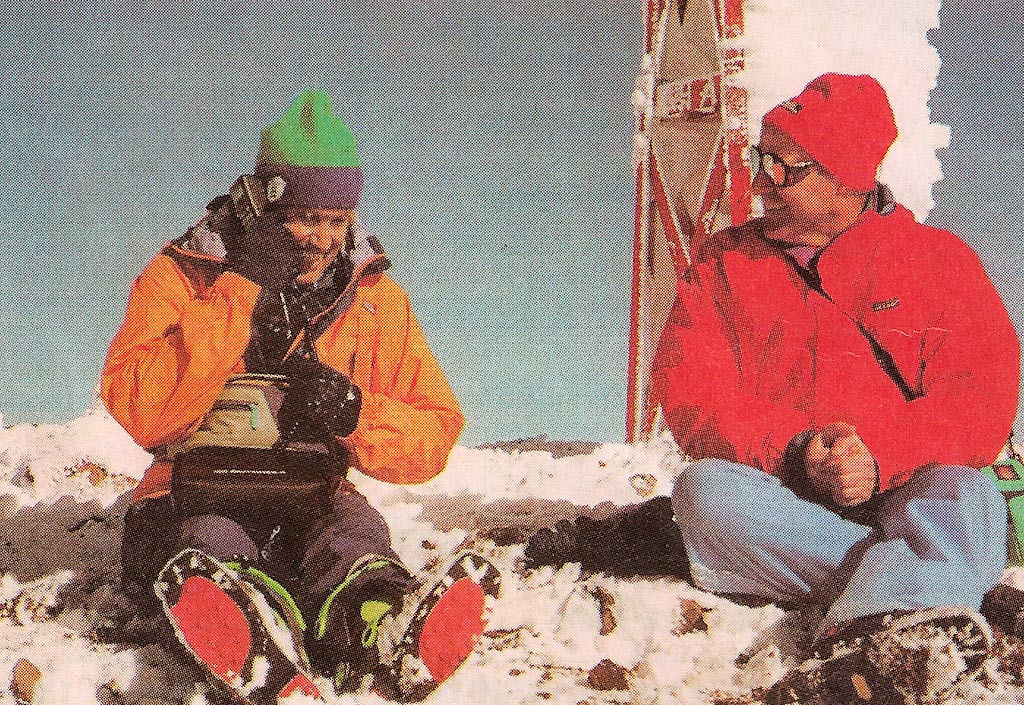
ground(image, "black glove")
xmin=781 ymin=429 xmax=816 ymax=498
xmin=279 ymin=357 xmax=363 ymax=442
xmin=207 ymin=193 xmax=299 ymax=292
xmin=524 ymin=497 xmax=691 ymax=580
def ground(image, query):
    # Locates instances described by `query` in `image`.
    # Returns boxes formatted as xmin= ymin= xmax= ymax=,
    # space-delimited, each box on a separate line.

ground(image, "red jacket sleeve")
xmin=101 ymin=254 xmax=259 ymax=449
xmin=651 ymin=278 xmax=810 ymax=476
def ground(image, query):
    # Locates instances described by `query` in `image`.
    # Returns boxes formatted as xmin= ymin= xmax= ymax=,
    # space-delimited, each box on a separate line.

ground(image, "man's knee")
xmin=888 ymin=464 xmax=1007 ymax=582
xmin=909 ymin=464 xmax=1003 ymax=503
xmin=904 ymin=465 xmax=1006 ymax=530
xmin=178 ymin=514 xmax=259 ymax=560
xmin=672 ymin=459 xmax=774 ymax=537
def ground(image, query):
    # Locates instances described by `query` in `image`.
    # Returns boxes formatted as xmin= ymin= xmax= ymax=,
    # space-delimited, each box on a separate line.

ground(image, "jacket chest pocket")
xmin=861 ymin=307 xmax=927 ymax=400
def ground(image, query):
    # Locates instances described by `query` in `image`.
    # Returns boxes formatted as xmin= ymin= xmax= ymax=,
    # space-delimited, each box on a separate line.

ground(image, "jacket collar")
xmin=776 ymin=182 xmax=898 ymax=267
xmin=171 ymin=214 xmax=391 ymax=288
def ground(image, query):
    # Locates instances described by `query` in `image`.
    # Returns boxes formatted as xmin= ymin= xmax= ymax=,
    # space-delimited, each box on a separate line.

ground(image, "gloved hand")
xmin=279 ymin=357 xmax=363 ymax=442
xmin=207 ymin=192 xmax=300 ymax=292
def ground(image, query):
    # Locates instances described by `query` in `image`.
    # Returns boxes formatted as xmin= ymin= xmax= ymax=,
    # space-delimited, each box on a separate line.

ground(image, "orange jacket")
xmin=102 ymin=228 xmax=464 ymax=502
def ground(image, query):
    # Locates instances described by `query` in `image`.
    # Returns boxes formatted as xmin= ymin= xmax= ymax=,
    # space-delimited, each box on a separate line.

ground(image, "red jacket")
xmin=651 ymin=200 xmax=1020 ymax=491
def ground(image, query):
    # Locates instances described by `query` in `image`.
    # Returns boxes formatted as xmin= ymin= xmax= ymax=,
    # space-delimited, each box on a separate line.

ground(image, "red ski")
xmin=376 ymin=553 xmax=501 ymax=702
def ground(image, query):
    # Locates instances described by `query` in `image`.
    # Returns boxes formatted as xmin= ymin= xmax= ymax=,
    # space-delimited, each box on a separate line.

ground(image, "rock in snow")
xmin=1 ymin=406 xmax=1023 ymax=704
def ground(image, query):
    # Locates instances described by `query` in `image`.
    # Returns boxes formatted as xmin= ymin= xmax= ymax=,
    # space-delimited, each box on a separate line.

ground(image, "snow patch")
xmin=1 ymin=408 xmax=1022 ymax=704
xmin=0 ymin=401 xmax=151 ymax=510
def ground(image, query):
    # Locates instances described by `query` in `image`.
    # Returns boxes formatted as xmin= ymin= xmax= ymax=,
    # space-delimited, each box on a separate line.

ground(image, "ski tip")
xmin=451 ymin=553 xmax=501 ymax=598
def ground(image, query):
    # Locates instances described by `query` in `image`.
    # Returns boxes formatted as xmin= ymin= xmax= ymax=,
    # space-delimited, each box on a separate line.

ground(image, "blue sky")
xmin=0 ymin=0 xmax=1021 ymax=445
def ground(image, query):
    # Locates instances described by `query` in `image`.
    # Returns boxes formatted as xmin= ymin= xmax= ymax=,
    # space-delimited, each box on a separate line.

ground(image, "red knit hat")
xmin=763 ymin=73 xmax=898 ymax=193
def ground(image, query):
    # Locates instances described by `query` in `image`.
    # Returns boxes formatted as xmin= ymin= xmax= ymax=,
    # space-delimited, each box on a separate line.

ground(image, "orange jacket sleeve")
xmin=101 ymin=254 xmax=259 ymax=449
xmin=336 ymin=276 xmax=464 ymax=485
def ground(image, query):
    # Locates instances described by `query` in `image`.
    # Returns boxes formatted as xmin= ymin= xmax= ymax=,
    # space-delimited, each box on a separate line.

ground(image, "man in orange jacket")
xmin=102 ymin=91 xmax=464 ymax=690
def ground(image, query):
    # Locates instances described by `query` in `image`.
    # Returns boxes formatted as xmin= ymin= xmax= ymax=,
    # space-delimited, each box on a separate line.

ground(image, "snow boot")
xmin=524 ymin=496 xmax=691 ymax=579
xmin=981 ymin=582 xmax=1024 ymax=638
xmin=221 ymin=557 xmax=311 ymax=671
xmin=308 ymin=554 xmax=416 ymax=694
xmin=155 ymin=549 xmax=322 ymax=705
xmin=762 ymin=605 xmax=994 ymax=704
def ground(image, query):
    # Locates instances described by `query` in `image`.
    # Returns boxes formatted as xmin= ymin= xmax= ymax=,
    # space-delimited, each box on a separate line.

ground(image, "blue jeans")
xmin=671 ymin=459 xmax=1007 ymax=637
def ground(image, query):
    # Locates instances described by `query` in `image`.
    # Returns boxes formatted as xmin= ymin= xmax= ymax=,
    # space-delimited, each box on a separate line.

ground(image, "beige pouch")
xmin=166 ymin=374 xmax=288 ymax=458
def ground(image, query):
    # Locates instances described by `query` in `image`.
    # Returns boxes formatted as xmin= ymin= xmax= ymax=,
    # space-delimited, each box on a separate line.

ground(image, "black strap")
xmin=852 ymin=321 xmax=921 ymax=402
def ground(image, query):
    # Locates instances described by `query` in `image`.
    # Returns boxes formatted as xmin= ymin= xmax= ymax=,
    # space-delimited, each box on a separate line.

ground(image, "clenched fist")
xmin=805 ymin=422 xmax=878 ymax=507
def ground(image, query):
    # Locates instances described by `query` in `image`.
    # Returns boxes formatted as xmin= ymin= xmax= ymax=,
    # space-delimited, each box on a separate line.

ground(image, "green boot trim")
xmin=223 ymin=561 xmax=307 ymax=632
xmin=983 ymin=459 xmax=1024 ymax=567
xmin=333 ymin=660 xmax=352 ymax=693
xmin=359 ymin=599 xmax=393 ymax=647
xmin=315 ymin=558 xmax=396 ymax=640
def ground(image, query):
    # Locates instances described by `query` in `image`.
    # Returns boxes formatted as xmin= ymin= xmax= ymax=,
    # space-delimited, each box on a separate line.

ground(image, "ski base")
xmin=376 ymin=553 xmax=501 ymax=703
xmin=155 ymin=549 xmax=322 ymax=705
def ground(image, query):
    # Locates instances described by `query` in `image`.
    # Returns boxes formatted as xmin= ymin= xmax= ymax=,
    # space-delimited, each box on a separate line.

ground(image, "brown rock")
xmin=11 ymin=659 xmax=42 ymax=704
xmin=587 ymin=659 xmax=628 ymax=691
xmin=592 ymin=586 xmax=617 ymax=635
xmin=673 ymin=598 xmax=709 ymax=635
xmin=65 ymin=462 xmax=108 ymax=486
xmin=629 ymin=473 xmax=657 ymax=497
xmin=85 ymin=463 xmax=108 ymax=486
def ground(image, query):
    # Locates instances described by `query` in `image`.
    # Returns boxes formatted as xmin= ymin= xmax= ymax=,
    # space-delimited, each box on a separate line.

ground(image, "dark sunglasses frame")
xmin=750 ymin=145 xmax=819 ymax=188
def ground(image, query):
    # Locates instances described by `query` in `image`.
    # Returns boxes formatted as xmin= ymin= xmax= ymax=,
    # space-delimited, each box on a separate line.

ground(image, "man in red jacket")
xmin=529 ymin=73 xmax=1020 ymax=698
xmin=659 ymin=73 xmax=1019 ymax=695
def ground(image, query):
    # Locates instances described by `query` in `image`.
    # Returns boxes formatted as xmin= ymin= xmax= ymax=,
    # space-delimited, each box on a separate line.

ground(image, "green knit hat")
xmin=255 ymin=91 xmax=364 ymax=209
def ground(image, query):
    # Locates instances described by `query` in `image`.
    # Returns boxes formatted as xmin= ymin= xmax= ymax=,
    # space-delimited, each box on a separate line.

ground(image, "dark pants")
xmin=122 ymin=486 xmax=401 ymax=619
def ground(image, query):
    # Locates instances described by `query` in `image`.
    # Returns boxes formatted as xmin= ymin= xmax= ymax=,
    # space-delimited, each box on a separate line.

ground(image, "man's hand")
xmin=207 ymin=192 xmax=300 ymax=292
xmin=805 ymin=422 xmax=878 ymax=507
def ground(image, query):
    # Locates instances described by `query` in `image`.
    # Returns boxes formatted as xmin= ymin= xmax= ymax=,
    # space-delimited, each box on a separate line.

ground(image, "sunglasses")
xmin=750 ymin=145 xmax=818 ymax=188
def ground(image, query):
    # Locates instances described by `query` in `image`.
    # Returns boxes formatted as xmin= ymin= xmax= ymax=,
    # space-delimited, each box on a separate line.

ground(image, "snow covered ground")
xmin=1 ymin=404 xmax=1024 ymax=704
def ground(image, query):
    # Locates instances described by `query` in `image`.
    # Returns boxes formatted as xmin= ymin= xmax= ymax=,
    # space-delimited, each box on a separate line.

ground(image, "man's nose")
xmin=294 ymin=222 xmax=333 ymax=250
xmin=309 ymin=224 xmax=335 ymax=250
